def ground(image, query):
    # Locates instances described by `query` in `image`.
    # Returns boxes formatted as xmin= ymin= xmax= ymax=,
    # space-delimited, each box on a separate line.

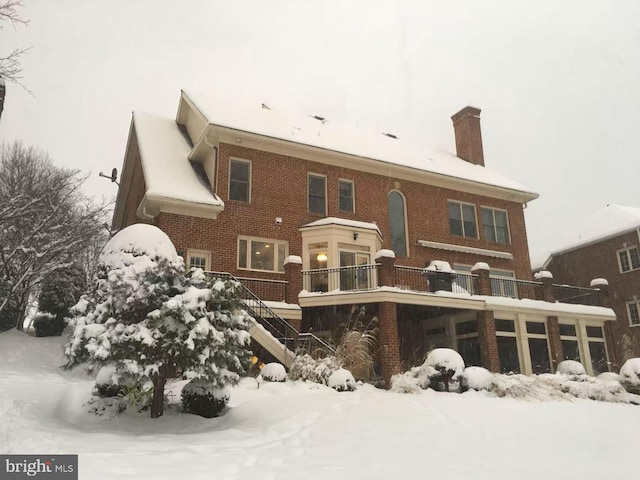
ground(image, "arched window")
xmin=387 ymin=191 xmax=408 ymax=257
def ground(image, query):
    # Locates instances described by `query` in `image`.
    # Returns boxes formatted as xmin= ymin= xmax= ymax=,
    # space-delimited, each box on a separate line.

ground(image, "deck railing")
xmin=489 ymin=278 xmax=542 ymax=300
xmin=234 ymin=276 xmax=288 ymax=303
xmin=302 ymin=264 xmax=379 ymax=293
xmin=552 ymin=284 xmax=601 ymax=306
xmin=394 ymin=266 xmax=476 ymax=295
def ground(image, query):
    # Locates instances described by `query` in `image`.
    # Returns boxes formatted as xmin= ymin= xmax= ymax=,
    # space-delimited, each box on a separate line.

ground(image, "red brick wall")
xmin=124 ymin=141 xmax=533 ymax=283
xmin=546 ymin=230 xmax=640 ymax=368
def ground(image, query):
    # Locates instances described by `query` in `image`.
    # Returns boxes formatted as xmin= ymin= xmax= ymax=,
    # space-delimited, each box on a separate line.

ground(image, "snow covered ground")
xmin=1 ymin=330 xmax=638 ymax=480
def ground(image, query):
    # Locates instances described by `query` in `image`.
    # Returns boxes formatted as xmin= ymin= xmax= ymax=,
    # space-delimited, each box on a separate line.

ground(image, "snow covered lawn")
xmin=1 ymin=330 xmax=638 ymax=480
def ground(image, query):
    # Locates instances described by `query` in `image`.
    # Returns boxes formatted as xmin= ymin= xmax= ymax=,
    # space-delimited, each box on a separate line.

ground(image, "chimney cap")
xmin=451 ymin=106 xmax=481 ymax=122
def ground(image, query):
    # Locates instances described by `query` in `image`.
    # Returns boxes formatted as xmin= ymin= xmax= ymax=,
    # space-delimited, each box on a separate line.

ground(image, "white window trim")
xmin=338 ymin=178 xmax=355 ymax=213
xmin=237 ymin=235 xmax=289 ymax=274
xmin=229 ymin=157 xmax=252 ymax=203
xmin=388 ymin=189 xmax=410 ymax=257
xmin=617 ymin=245 xmax=640 ymax=274
xmin=626 ymin=299 xmax=640 ymax=327
xmin=480 ymin=205 xmax=511 ymax=244
xmin=186 ymin=249 xmax=211 ymax=271
xmin=448 ymin=200 xmax=478 ymax=239
xmin=308 ymin=173 xmax=327 ymax=216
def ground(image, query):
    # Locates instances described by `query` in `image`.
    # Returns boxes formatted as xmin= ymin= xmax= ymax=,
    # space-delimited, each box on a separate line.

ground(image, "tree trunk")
xmin=150 ymin=367 xmax=167 ymax=418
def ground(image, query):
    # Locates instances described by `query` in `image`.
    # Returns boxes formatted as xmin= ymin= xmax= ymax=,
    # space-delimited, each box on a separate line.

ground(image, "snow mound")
xmin=619 ymin=358 xmax=640 ymax=394
xmin=556 ymin=360 xmax=587 ymax=376
xmin=96 ymin=365 xmax=118 ymax=386
xmin=534 ymin=270 xmax=553 ymax=280
xmin=424 ymin=260 xmax=454 ymax=273
xmin=260 ymin=363 xmax=287 ymax=382
xmin=328 ymin=368 xmax=357 ymax=392
xmin=424 ymin=348 xmax=465 ymax=379
xmin=100 ymin=223 xmax=181 ymax=269
xmin=461 ymin=366 xmax=494 ymax=391
xmin=597 ymin=372 xmax=619 ymax=382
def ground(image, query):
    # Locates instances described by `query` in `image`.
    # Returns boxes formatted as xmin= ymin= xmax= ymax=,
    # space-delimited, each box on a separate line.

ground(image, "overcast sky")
xmin=2 ymin=0 xmax=639 ymax=267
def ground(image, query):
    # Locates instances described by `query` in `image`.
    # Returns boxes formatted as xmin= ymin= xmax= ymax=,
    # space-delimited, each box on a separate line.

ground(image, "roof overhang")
xmin=137 ymin=193 xmax=224 ymax=221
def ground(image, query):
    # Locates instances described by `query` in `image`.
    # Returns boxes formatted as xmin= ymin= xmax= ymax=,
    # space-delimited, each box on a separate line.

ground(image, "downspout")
xmin=136 ymin=196 xmax=155 ymax=222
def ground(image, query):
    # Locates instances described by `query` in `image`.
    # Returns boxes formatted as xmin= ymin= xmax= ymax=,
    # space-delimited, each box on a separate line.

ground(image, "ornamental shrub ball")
xmin=619 ymin=358 xmax=640 ymax=395
xmin=556 ymin=360 xmax=587 ymax=377
xmin=423 ymin=348 xmax=465 ymax=392
xmin=181 ymin=381 xmax=229 ymax=418
xmin=260 ymin=362 xmax=287 ymax=382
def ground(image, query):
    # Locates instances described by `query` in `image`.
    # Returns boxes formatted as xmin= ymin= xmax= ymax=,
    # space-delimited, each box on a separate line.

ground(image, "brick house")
xmin=111 ymin=90 xmax=615 ymax=386
xmin=541 ymin=204 xmax=640 ymax=370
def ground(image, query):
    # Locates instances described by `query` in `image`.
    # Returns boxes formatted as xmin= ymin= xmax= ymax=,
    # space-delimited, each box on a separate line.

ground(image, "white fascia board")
xmin=417 ymin=240 xmax=513 ymax=260
xmin=214 ymin=127 xmax=539 ymax=204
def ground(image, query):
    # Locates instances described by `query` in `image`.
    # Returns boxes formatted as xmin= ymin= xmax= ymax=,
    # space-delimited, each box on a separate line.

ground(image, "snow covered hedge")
xmin=260 ymin=363 xmax=287 ymax=382
xmin=181 ymin=381 xmax=229 ymax=418
xmin=289 ymin=354 xmax=342 ymax=385
xmin=619 ymin=358 xmax=640 ymax=395
xmin=65 ymin=224 xmax=253 ymax=418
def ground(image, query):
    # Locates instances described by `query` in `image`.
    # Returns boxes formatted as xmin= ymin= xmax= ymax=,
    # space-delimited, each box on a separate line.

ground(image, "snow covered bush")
xmin=328 ymin=368 xmax=357 ymax=392
xmin=619 ymin=358 xmax=640 ymax=395
xmin=95 ymin=365 xmax=122 ymax=398
xmin=390 ymin=369 xmax=424 ymax=394
xmin=260 ymin=362 xmax=287 ymax=382
xmin=289 ymin=353 xmax=341 ymax=385
xmin=32 ymin=312 xmax=65 ymax=337
xmin=38 ymin=262 xmax=86 ymax=334
xmin=556 ymin=360 xmax=587 ymax=377
xmin=423 ymin=348 xmax=465 ymax=392
xmin=181 ymin=381 xmax=229 ymax=418
xmin=65 ymin=224 xmax=253 ymax=418
xmin=460 ymin=366 xmax=494 ymax=392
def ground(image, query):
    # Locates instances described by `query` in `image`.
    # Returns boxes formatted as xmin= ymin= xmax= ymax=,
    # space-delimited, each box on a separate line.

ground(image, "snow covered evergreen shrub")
xmin=423 ymin=348 xmax=465 ymax=392
xmin=95 ymin=365 xmax=122 ymax=398
xmin=619 ymin=358 xmax=640 ymax=395
xmin=181 ymin=381 xmax=229 ymax=418
xmin=65 ymin=224 xmax=253 ymax=418
xmin=328 ymin=368 xmax=357 ymax=392
xmin=597 ymin=372 xmax=619 ymax=382
xmin=32 ymin=312 xmax=65 ymax=337
xmin=260 ymin=363 xmax=287 ymax=382
xmin=38 ymin=263 xmax=86 ymax=327
xmin=460 ymin=366 xmax=494 ymax=392
xmin=390 ymin=369 xmax=424 ymax=394
xmin=289 ymin=354 xmax=341 ymax=385
xmin=556 ymin=360 xmax=587 ymax=377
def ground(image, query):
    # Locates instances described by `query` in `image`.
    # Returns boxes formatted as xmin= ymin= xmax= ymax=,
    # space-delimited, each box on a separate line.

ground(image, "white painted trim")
xmin=229 ymin=157 xmax=252 ymax=203
xmin=417 ymin=240 xmax=513 ymax=260
xmin=186 ymin=249 xmax=211 ymax=271
xmin=307 ymin=172 xmax=327 ymax=216
xmin=338 ymin=178 xmax=355 ymax=213
xmin=214 ymin=127 xmax=539 ymax=203
xmin=479 ymin=205 xmax=512 ymax=245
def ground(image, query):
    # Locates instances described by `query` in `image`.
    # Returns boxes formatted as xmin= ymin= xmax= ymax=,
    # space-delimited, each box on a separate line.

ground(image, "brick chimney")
xmin=451 ymin=106 xmax=484 ymax=166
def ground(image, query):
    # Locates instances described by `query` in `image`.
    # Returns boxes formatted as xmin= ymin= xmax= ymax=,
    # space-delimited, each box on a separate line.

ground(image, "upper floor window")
xmin=238 ymin=236 xmax=288 ymax=273
xmin=481 ymin=207 xmax=510 ymax=244
xmin=308 ymin=174 xmax=327 ymax=215
xmin=627 ymin=300 xmax=640 ymax=326
xmin=229 ymin=159 xmax=251 ymax=202
xmin=339 ymin=179 xmax=354 ymax=213
xmin=187 ymin=249 xmax=211 ymax=271
xmin=448 ymin=201 xmax=477 ymax=238
xmin=618 ymin=246 xmax=640 ymax=273
xmin=388 ymin=191 xmax=408 ymax=257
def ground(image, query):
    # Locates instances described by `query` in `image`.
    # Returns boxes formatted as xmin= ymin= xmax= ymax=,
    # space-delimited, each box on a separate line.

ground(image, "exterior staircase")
xmin=206 ymin=271 xmax=334 ymax=368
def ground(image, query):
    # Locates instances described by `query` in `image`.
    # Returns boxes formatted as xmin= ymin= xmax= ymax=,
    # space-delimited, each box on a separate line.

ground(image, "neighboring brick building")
xmin=111 ymin=90 xmax=615 ymax=386
xmin=541 ymin=204 xmax=640 ymax=370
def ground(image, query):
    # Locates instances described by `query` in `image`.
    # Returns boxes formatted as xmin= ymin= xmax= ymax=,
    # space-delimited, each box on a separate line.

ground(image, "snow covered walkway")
xmin=0 ymin=330 xmax=638 ymax=479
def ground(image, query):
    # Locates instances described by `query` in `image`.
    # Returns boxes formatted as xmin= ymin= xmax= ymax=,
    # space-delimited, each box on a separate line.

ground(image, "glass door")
xmin=339 ymin=251 xmax=371 ymax=291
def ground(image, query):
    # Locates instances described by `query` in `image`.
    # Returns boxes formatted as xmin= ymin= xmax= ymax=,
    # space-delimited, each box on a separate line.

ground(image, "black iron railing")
xmin=489 ymin=278 xmax=542 ymax=300
xmin=234 ymin=276 xmax=288 ymax=302
xmin=552 ymin=284 xmax=601 ymax=306
xmin=394 ymin=266 xmax=476 ymax=295
xmin=204 ymin=271 xmax=334 ymax=357
xmin=302 ymin=264 xmax=379 ymax=293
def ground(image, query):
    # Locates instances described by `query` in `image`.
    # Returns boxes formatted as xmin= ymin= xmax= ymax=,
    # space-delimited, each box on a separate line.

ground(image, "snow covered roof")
xmin=301 ymin=217 xmax=381 ymax=233
xmin=133 ymin=111 xmax=223 ymax=207
xmin=183 ymin=90 xmax=538 ymax=200
xmin=542 ymin=204 xmax=640 ymax=265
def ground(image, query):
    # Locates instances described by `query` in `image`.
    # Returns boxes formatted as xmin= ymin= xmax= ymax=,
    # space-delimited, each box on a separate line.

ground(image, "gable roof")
xmin=133 ymin=111 xmax=223 ymax=207
xmin=542 ymin=204 xmax=640 ymax=267
xmin=183 ymin=90 xmax=539 ymax=202
xmin=301 ymin=217 xmax=381 ymax=234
